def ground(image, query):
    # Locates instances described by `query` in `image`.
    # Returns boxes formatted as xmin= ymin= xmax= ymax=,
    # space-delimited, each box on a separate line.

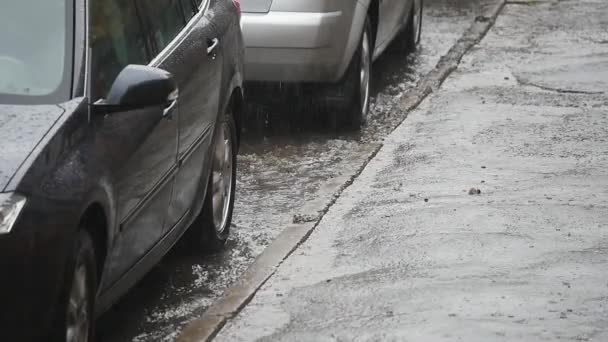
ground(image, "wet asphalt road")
xmin=98 ymin=1 xmax=489 ymax=340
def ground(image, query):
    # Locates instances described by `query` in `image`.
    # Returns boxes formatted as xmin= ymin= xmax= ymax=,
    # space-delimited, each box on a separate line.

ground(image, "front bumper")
xmin=0 ymin=228 xmax=41 ymax=341
xmin=242 ymin=11 xmax=348 ymax=82
xmin=0 ymin=198 xmax=75 ymax=341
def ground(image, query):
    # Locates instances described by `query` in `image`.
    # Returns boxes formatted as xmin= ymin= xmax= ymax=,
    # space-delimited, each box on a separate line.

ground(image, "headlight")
xmin=0 ymin=193 xmax=27 ymax=235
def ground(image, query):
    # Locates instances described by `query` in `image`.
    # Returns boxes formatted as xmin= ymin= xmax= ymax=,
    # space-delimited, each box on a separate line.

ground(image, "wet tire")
xmin=55 ymin=230 xmax=97 ymax=342
xmin=328 ymin=16 xmax=373 ymax=130
xmin=403 ymin=1 xmax=423 ymax=53
xmin=189 ymin=108 xmax=237 ymax=253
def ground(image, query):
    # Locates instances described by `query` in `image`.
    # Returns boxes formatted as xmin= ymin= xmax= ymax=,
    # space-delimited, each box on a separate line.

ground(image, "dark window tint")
xmin=180 ymin=0 xmax=196 ymax=19
xmin=90 ymin=0 xmax=149 ymax=100
xmin=138 ymin=0 xmax=186 ymax=52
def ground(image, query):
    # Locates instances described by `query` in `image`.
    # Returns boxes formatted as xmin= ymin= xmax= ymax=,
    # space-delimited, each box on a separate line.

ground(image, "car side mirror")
xmin=99 ymin=65 xmax=178 ymax=111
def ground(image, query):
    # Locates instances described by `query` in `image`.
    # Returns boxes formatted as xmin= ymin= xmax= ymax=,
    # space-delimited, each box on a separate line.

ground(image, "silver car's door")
xmin=376 ymin=0 xmax=411 ymax=53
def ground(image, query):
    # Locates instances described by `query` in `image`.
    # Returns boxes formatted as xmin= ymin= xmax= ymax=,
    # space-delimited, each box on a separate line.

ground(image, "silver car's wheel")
xmin=404 ymin=1 xmax=423 ymax=52
xmin=66 ymin=263 xmax=90 ymax=342
xmin=413 ymin=1 xmax=423 ymax=45
xmin=211 ymin=119 xmax=234 ymax=234
xmin=360 ymin=27 xmax=372 ymax=122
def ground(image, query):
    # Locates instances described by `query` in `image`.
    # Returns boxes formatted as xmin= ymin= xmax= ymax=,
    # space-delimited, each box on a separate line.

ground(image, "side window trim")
xmin=147 ymin=0 xmax=210 ymax=67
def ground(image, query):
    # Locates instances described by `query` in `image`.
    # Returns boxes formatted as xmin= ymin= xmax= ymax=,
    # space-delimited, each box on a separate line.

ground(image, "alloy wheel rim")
xmin=66 ymin=263 xmax=89 ymax=342
xmin=360 ymin=29 xmax=371 ymax=119
xmin=413 ymin=6 xmax=421 ymax=43
xmin=211 ymin=121 xmax=233 ymax=233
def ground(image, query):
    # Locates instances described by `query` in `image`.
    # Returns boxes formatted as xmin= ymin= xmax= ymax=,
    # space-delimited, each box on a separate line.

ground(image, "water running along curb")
xmin=177 ymin=143 xmax=383 ymax=342
xmin=177 ymin=1 xmax=506 ymax=341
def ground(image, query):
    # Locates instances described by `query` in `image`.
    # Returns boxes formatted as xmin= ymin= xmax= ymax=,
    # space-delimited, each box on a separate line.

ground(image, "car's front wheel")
xmin=188 ymin=107 xmax=237 ymax=253
xmin=55 ymin=230 xmax=97 ymax=342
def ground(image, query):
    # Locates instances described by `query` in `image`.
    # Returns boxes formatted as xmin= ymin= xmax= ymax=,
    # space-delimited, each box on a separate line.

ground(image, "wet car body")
xmin=241 ymin=0 xmax=423 ymax=128
xmin=0 ymin=0 xmax=244 ymax=340
xmin=241 ymin=0 xmax=423 ymax=82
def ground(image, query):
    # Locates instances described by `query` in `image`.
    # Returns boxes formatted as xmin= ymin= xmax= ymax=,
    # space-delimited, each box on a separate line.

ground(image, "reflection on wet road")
xmin=98 ymin=1 xmax=486 ymax=340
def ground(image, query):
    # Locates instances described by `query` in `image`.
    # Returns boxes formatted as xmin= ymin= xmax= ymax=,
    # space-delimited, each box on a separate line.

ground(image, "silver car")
xmin=241 ymin=0 xmax=423 ymax=127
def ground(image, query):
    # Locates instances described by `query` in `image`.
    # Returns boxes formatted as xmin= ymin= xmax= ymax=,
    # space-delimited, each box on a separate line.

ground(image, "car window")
xmin=138 ymin=0 xmax=187 ymax=53
xmin=90 ymin=0 xmax=149 ymax=100
xmin=180 ymin=0 xmax=197 ymax=20
xmin=0 ymin=0 xmax=71 ymax=103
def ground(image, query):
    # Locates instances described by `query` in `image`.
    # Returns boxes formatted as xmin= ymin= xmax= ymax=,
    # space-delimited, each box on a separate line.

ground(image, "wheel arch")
xmin=230 ymin=86 xmax=245 ymax=150
xmin=335 ymin=0 xmax=379 ymax=82
xmin=79 ymin=202 xmax=109 ymax=282
xmin=219 ymin=70 xmax=244 ymax=149
xmin=76 ymin=178 xmax=117 ymax=287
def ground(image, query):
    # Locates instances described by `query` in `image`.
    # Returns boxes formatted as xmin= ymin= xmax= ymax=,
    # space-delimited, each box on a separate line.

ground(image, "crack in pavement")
xmin=514 ymin=75 xmax=605 ymax=95
xmin=506 ymin=0 xmax=556 ymax=5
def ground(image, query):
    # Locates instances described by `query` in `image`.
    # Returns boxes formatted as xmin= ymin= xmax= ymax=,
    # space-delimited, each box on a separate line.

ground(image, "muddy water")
xmin=98 ymin=1 xmax=485 ymax=340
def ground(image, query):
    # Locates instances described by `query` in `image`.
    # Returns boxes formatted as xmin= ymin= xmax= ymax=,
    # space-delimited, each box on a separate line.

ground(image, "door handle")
xmin=163 ymin=89 xmax=179 ymax=118
xmin=163 ymin=99 xmax=177 ymax=118
xmin=207 ymin=38 xmax=219 ymax=56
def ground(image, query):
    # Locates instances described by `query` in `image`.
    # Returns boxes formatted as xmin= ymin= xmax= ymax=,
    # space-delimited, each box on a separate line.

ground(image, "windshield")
xmin=0 ymin=0 xmax=72 ymax=104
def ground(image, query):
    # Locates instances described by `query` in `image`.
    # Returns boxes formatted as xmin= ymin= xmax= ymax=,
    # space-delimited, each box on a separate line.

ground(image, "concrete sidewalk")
xmin=216 ymin=1 xmax=608 ymax=341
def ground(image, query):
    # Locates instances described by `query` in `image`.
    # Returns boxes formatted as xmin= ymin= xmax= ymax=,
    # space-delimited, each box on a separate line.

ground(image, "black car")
xmin=0 ymin=0 xmax=244 ymax=340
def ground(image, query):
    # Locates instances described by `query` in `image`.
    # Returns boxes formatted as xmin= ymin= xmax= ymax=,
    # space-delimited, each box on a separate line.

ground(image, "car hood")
xmin=0 ymin=104 xmax=66 ymax=192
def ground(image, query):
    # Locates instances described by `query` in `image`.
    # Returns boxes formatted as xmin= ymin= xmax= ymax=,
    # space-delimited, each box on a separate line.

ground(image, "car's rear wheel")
xmin=189 ymin=108 xmax=237 ymax=253
xmin=404 ymin=1 xmax=423 ymax=52
xmin=328 ymin=16 xmax=373 ymax=130
xmin=56 ymin=230 xmax=96 ymax=342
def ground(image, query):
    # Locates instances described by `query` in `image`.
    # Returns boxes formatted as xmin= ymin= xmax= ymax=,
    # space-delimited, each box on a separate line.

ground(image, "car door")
xmin=138 ymin=0 xmax=224 ymax=231
xmin=89 ymin=0 xmax=179 ymax=289
xmin=376 ymin=0 xmax=411 ymax=53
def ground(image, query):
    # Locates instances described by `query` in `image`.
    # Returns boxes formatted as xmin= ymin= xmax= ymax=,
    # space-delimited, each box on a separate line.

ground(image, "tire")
xmin=328 ymin=16 xmax=373 ymax=130
xmin=55 ymin=230 xmax=97 ymax=342
xmin=404 ymin=1 xmax=423 ymax=53
xmin=189 ymin=107 xmax=237 ymax=253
